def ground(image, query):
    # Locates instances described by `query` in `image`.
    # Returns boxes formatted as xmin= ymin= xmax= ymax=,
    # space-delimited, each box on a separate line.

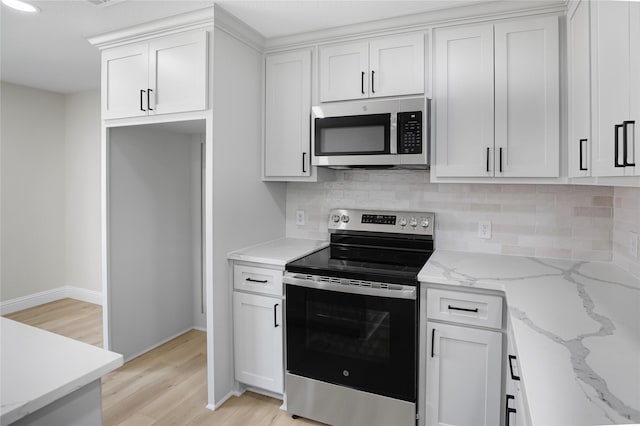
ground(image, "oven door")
xmin=285 ymin=274 xmax=417 ymax=402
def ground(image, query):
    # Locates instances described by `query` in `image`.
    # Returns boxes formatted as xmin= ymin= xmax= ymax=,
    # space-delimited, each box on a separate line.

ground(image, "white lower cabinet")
xmin=423 ymin=287 xmax=504 ymax=426
xmin=425 ymin=322 xmax=502 ymax=426
xmin=233 ymin=291 xmax=283 ymax=394
xmin=505 ymin=320 xmax=531 ymax=426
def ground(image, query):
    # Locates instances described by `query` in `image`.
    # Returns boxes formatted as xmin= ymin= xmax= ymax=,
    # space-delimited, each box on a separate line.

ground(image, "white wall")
xmin=64 ymin=90 xmax=102 ymax=293
xmin=212 ymin=27 xmax=287 ymax=402
xmin=0 ymin=82 xmax=66 ymax=301
xmin=109 ymin=125 xmax=197 ymax=360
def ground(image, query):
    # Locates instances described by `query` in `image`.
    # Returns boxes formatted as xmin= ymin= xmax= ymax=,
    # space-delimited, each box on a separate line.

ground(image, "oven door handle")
xmin=284 ymin=274 xmax=417 ymax=300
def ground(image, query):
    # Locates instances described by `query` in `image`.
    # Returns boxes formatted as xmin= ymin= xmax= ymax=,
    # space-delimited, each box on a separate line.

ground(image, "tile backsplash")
xmin=286 ymin=170 xmax=618 ymax=263
xmin=613 ymin=186 xmax=640 ymax=278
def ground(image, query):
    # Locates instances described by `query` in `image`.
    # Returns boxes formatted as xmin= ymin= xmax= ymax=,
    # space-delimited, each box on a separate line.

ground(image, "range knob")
xmin=341 ymin=215 xmax=350 ymax=223
xmin=409 ymin=217 xmax=418 ymax=228
xmin=399 ymin=216 xmax=407 ymax=227
xmin=332 ymin=214 xmax=341 ymax=223
xmin=421 ymin=218 xmax=430 ymax=228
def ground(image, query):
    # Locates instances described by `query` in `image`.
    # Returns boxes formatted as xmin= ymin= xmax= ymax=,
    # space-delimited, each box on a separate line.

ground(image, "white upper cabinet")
xmin=369 ymin=33 xmax=425 ymax=98
xmin=319 ymin=33 xmax=424 ymax=102
xmin=102 ymin=30 xmax=208 ymax=120
xmin=591 ymin=0 xmax=639 ymax=177
xmin=494 ymin=17 xmax=559 ymax=178
xmin=319 ymin=41 xmax=369 ymax=102
xmin=264 ymin=49 xmax=312 ymax=178
xmin=434 ymin=25 xmax=495 ymax=177
xmin=102 ymin=44 xmax=149 ymax=120
xmin=434 ymin=17 xmax=560 ymax=179
xmin=568 ymin=0 xmax=592 ymax=178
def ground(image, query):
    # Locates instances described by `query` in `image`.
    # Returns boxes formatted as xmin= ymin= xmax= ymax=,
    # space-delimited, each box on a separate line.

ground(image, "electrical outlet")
xmin=296 ymin=210 xmax=305 ymax=226
xmin=478 ymin=221 xmax=492 ymax=239
xmin=631 ymin=232 xmax=639 ymax=258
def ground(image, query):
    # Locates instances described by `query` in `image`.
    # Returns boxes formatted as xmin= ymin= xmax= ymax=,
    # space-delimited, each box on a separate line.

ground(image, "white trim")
xmin=192 ymin=326 xmax=207 ymax=332
xmin=214 ymin=4 xmax=265 ymax=53
xmin=122 ymin=327 xmax=196 ymax=363
xmin=0 ymin=287 xmax=103 ymax=316
xmin=87 ymin=7 xmax=214 ymax=49
xmin=206 ymin=390 xmax=238 ymax=411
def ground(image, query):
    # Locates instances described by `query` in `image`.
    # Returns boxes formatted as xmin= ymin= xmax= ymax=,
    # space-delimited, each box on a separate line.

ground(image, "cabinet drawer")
xmin=426 ymin=288 xmax=503 ymax=329
xmin=234 ymin=265 xmax=283 ymax=296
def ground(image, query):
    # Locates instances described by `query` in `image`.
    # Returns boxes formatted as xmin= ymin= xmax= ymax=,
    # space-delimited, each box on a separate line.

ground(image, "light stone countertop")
xmin=418 ymin=250 xmax=640 ymax=425
xmin=0 ymin=318 xmax=123 ymax=426
xmin=227 ymin=237 xmax=328 ymax=266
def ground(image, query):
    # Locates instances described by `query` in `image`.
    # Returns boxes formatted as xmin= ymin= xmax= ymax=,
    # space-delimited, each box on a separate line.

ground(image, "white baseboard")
xmin=0 ymin=286 xmax=103 ymax=315
xmin=207 ymin=390 xmax=237 ymax=411
xmin=123 ymin=326 xmax=196 ymax=363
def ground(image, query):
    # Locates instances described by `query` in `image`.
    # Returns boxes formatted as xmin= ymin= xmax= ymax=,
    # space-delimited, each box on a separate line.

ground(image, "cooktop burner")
xmin=286 ymin=209 xmax=435 ymax=285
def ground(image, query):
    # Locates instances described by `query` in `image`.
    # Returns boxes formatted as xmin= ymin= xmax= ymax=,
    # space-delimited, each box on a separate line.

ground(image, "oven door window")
xmin=286 ymin=285 xmax=416 ymax=402
xmin=314 ymin=113 xmax=390 ymax=156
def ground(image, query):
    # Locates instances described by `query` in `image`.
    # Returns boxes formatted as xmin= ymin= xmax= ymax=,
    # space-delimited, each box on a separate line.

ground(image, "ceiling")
xmin=0 ymin=0 xmax=487 ymax=94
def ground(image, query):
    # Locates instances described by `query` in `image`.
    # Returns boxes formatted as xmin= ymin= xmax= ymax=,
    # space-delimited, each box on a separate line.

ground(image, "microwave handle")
xmin=390 ymin=113 xmax=397 ymax=154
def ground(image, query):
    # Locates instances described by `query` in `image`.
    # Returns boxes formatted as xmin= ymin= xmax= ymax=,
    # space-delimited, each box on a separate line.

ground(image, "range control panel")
xmin=328 ymin=209 xmax=435 ymax=236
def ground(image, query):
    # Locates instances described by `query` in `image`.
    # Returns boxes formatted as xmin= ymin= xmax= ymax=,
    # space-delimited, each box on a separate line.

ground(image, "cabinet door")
xmin=568 ymin=0 xmax=592 ymax=178
xmin=102 ymin=44 xmax=149 ymax=120
xmin=425 ymin=322 xmax=502 ymax=426
xmin=434 ymin=25 xmax=494 ymax=177
xmin=148 ymin=31 xmax=208 ymax=115
xmin=628 ymin=2 xmax=640 ymax=176
xmin=369 ymin=33 xmax=424 ymax=98
xmin=591 ymin=1 xmax=630 ymax=177
xmin=264 ymin=49 xmax=312 ymax=178
xmin=494 ymin=17 xmax=560 ymax=178
xmin=233 ymin=292 xmax=283 ymax=394
xmin=319 ymin=41 xmax=369 ymax=102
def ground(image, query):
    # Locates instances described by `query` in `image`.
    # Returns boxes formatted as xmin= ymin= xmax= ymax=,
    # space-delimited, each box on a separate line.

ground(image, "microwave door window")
xmin=319 ymin=126 xmax=386 ymax=154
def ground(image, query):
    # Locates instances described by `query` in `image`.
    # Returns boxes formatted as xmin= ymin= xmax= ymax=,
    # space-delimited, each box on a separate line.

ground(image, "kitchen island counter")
xmin=418 ymin=250 xmax=640 ymax=425
xmin=0 ymin=317 xmax=123 ymax=426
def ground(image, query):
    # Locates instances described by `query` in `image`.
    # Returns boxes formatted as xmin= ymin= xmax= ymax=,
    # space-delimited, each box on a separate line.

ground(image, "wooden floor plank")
xmin=3 ymin=298 xmax=324 ymax=426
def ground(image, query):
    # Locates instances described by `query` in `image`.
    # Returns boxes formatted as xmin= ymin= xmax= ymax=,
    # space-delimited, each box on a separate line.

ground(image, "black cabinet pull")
xmin=140 ymin=89 xmax=146 ymax=111
xmin=615 ymin=124 xmax=625 ymax=167
xmin=506 ymin=394 xmax=516 ymax=426
xmin=623 ymin=120 xmax=636 ymax=167
xmin=448 ymin=304 xmax=478 ymax=313
xmin=245 ymin=277 xmax=268 ymax=284
xmin=499 ymin=147 xmax=503 ymax=173
xmin=508 ymin=355 xmax=521 ymax=380
xmin=147 ymin=88 xmax=153 ymax=111
xmin=486 ymin=147 xmax=490 ymax=172
xmin=361 ymin=71 xmax=365 ymax=95
xmin=302 ymin=152 xmax=307 ymax=173
xmin=579 ymin=139 xmax=588 ymax=171
xmin=371 ymin=70 xmax=376 ymax=93
xmin=430 ymin=328 xmax=435 ymax=357
xmin=274 ymin=303 xmax=279 ymax=328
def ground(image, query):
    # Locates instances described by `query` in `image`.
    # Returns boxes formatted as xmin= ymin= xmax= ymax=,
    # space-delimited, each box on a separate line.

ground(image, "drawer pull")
xmin=508 ymin=355 xmax=521 ymax=380
xmin=447 ymin=304 xmax=478 ymax=313
xmin=246 ymin=277 xmax=268 ymax=284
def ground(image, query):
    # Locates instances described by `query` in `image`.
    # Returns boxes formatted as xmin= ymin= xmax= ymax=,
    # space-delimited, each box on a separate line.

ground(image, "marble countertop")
xmin=227 ymin=237 xmax=328 ymax=266
xmin=419 ymin=250 xmax=640 ymax=425
xmin=0 ymin=318 xmax=123 ymax=426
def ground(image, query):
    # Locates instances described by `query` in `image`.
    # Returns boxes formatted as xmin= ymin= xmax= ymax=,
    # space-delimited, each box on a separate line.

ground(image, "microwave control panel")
xmin=397 ymin=111 xmax=423 ymax=154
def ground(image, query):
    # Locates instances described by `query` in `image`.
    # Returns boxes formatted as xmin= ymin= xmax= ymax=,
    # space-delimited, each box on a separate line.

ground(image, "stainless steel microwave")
xmin=311 ymin=97 xmax=429 ymax=169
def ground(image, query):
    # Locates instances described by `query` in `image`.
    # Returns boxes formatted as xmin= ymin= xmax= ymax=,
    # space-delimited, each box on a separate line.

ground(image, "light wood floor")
xmin=4 ymin=298 xmax=323 ymax=426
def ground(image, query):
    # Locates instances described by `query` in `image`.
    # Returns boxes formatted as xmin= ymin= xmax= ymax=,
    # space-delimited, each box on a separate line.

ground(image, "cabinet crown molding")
xmin=87 ymin=7 xmax=213 ymax=49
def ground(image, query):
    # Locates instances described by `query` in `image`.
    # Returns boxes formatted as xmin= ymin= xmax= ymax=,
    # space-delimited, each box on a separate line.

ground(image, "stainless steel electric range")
xmin=284 ymin=208 xmax=435 ymax=426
